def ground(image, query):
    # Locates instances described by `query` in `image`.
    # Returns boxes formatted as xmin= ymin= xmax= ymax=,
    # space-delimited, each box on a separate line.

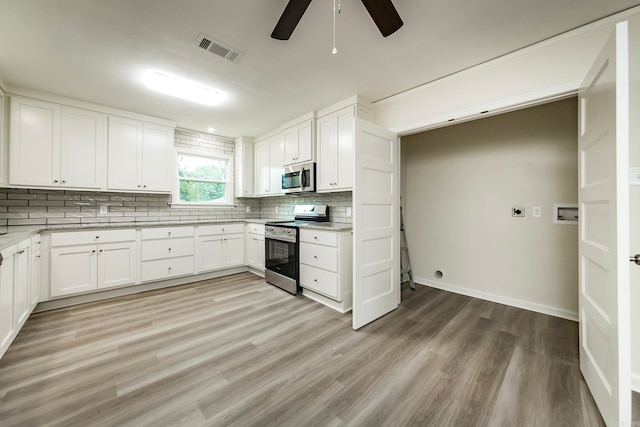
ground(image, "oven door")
xmin=265 ymin=237 xmax=297 ymax=280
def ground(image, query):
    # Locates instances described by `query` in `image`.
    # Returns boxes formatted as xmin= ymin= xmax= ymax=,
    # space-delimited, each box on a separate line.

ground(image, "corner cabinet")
xmin=107 ymin=117 xmax=174 ymax=192
xmin=254 ymin=133 xmax=283 ymax=196
xmin=9 ymin=96 xmax=106 ymax=189
xmin=316 ymin=101 xmax=372 ymax=192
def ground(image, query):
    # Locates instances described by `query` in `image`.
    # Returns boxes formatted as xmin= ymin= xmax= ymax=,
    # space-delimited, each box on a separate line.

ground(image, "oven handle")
xmin=265 ymin=235 xmax=297 ymax=244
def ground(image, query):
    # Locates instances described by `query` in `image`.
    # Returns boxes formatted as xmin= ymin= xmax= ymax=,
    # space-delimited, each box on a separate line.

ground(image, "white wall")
xmin=374 ymin=7 xmax=640 ymax=135
xmin=401 ymin=98 xmax=578 ymax=319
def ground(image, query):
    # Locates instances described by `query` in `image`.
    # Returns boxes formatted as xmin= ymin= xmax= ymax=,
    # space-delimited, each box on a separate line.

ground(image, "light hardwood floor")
xmin=0 ymin=272 xmax=609 ymax=426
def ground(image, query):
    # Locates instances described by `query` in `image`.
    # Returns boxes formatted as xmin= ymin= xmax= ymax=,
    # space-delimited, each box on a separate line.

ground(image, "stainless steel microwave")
xmin=281 ymin=162 xmax=315 ymax=194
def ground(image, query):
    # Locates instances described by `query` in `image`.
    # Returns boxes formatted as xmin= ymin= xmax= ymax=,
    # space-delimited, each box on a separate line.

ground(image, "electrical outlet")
xmin=99 ymin=205 xmax=108 ymax=216
xmin=245 ymin=206 xmax=250 ymax=213
xmin=346 ymin=207 xmax=352 ymax=217
xmin=275 ymin=206 xmax=278 ymax=213
xmin=512 ymin=206 xmax=525 ymax=217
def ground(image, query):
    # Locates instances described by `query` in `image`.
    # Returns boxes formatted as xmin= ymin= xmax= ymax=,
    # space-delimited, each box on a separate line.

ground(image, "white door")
xmin=578 ymin=21 xmax=631 ymax=426
xmin=352 ymin=119 xmax=400 ymax=329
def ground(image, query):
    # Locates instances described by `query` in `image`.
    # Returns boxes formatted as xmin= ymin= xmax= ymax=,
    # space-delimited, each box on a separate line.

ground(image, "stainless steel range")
xmin=264 ymin=205 xmax=329 ymax=294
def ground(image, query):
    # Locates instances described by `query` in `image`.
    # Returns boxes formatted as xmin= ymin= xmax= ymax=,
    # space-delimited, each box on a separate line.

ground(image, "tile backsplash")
xmin=0 ymin=128 xmax=353 ymax=226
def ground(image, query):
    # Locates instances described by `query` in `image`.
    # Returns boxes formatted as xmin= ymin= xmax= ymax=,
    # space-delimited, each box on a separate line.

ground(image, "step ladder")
xmin=400 ymin=206 xmax=415 ymax=290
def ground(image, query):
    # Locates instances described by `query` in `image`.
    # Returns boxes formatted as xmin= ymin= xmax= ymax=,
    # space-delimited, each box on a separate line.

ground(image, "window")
xmin=174 ymin=150 xmax=233 ymax=206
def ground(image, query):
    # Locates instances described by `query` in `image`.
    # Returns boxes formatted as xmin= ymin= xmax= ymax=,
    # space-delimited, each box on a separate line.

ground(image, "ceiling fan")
xmin=271 ymin=0 xmax=403 ymax=40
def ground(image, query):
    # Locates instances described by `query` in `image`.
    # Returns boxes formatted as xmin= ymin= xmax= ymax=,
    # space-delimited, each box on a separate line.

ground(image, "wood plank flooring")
xmin=0 ymin=272 xmax=609 ymax=426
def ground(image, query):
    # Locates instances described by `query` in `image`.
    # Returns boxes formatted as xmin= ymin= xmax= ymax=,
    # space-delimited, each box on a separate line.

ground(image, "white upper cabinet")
xmin=60 ymin=106 xmax=106 ymax=188
xmin=10 ymin=97 xmax=106 ymax=189
xmin=107 ymin=116 xmax=141 ymax=191
xmin=282 ymin=116 xmax=314 ymax=166
xmin=107 ymin=116 xmax=173 ymax=192
xmin=141 ymin=122 xmax=173 ymax=192
xmin=235 ymin=137 xmax=254 ymax=197
xmin=0 ymin=87 xmax=6 ymax=186
xmin=316 ymin=98 xmax=372 ymax=192
xmin=10 ymin=96 xmax=61 ymax=187
xmin=254 ymin=132 xmax=283 ymax=196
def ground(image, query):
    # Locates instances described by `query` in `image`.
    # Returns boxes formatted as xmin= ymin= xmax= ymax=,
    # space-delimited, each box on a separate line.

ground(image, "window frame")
xmin=172 ymin=148 xmax=234 ymax=207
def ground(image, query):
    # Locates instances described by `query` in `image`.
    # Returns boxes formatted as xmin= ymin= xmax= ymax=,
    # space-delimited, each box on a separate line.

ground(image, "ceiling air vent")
xmin=195 ymin=34 xmax=242 ymax=63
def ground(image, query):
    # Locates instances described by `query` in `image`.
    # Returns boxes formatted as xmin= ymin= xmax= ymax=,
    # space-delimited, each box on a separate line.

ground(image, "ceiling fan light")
xmin=145 ymin=72 xmax=225 ymax=106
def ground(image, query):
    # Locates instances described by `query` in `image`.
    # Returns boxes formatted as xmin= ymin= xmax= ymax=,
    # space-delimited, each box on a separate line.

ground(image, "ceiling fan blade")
xmin=271 ymin=0 xmax=312 ymax=40
xmin=360 ymin=0 xmax=403 ymax=37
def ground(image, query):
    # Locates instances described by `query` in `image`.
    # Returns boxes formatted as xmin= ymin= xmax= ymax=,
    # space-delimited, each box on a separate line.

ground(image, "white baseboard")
xmin=632 ymin=374 xmax=640 ymax=393
xmin=414 ymin=276 xmax=578 ymax=322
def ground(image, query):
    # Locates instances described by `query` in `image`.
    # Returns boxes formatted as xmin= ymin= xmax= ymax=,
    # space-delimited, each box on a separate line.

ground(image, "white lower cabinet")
xmin=141 ymin=226 xmax=195 ymax=282
xmin=299 ymin=228 xmax=353 ymax=312
xmin=245 ymin=223 xmax=265 ymax=273
xmin=0 ymin=238 xmax=35 ymax=359
xmin=30 ymin=234 xmax=41 ymax=311
xmin=197 ymin=224 xmax=245 ymax=273
xmin=50 ymin=229 xmax=137 ymax=297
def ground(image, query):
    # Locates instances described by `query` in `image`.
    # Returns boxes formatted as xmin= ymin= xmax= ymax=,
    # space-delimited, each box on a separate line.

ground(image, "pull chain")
xmin=332 ymin=0 xmax=340 ymax=54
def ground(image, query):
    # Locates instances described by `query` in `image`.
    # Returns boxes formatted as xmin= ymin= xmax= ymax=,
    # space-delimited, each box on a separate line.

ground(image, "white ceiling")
xmin=1 ymin=0 xmax=639 ymax=138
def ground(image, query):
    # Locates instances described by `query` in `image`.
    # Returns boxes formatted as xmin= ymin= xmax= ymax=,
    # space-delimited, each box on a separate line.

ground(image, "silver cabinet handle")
xmin=630 ymin=254 xmax=640 ymax=266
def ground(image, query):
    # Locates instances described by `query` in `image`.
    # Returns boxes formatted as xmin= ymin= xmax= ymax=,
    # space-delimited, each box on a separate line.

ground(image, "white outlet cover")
xmin=532 ymin=206 xmax=541 ymax=217
xmin=99 ymin=205 xmax=108 ymax=216
xmin=346 ymin=207 xmax=352 ymax=217
xmin=245 ymin=206 xmax=250 ymax=213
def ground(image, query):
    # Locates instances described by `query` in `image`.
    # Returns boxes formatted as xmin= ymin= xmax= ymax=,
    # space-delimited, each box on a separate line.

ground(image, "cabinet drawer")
xmin=141 ymin=226 xmax=194 ymax=240
xmin=141 ymin=237 xmax=194 ymax=261
xmin=300 ymin=229 xmax=337 ymax=247
xmin=141 ymin=256 xmax=194 ymax=282
xmin=246 ymin=223 xmax=265 ymax=235
xmin=51 ymin=229 xmax=135 ymax=246
xmin=300 ymin=264 xmax=339 ymax=300
xmin=198 ymin=223 xmax=245 ymax=236
xmin=299 ymin=242 xmax=338 ymax=272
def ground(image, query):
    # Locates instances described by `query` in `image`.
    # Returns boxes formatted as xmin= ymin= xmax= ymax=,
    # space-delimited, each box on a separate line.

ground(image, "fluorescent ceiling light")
xmin=207 ymin=127 xmax=216 ymax=133
xmin=145 ymin=72 xmax=224 ymax=106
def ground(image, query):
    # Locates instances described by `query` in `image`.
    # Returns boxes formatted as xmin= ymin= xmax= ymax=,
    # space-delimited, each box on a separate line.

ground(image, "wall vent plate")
xmin=512 ymin=206 xmax=525 ymax=217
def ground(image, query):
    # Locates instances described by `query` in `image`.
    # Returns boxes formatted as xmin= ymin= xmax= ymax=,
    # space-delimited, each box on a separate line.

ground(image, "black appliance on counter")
xmin=264 ymin=204 xmax=329 ymax=294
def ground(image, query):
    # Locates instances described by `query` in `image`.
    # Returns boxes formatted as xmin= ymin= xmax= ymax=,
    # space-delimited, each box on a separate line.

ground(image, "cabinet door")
xmin=0 ymin=246 xmax=16 ymax=350
xmin=334 ymin=109 xmax=354 ymax=190
xmin=283 ymin=120 xmax=313 ymax=166
xmin=269 ymin=135 xmax=284 ymax=194
xmin=197 ymin=236 xmax=224 ymax=272
xmin=235 ymin=138 xmax=254 ymax=197
xmin=14 ymin=241 xmax=30 ymax=327
xmin=256 ymin=236 xmax=265 ymax=270
xmin=97 ymin=242 xmax=137 ymax=289
xmin=254 ymin=141 xmax=270 ymax=195
xmin=0 ymin=88 xmax=5 ymax=186
xmin=30 ymin=249 xmax=40 ymax=310
xmin=107 ymin=116 xmax=142 ymax=191
xmin=51 ymin=245 xmax=97 ymax=296
xmin=223 ymin=234 xmax=245 ymax=267
xmin=9 ymin=97 xmax=61 ymax=186
xmin=60 ymin=106 xmax=105 ymax=188
xmin=316 ymin=113 xmax=337 ymax=191
xmin=142 ymin=123 xmax=173 ymax=192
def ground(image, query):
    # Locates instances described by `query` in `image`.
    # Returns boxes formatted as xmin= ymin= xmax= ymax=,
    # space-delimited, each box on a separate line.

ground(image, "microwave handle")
xmin=300 ymin=169 xmax=308 ymax=188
